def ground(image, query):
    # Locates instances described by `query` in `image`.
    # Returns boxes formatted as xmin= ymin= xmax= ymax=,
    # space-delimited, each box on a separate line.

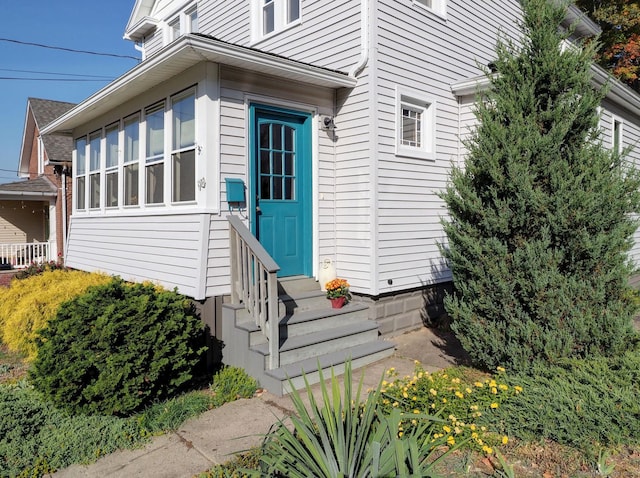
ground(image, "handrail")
xmin=0 ymin=241 xmax=52 ymax=269
xmin=228 ymin=215 xmax=281 ymax=369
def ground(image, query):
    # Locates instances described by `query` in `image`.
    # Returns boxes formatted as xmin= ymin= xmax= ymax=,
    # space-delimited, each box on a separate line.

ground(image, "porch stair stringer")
xmin=221 ymin=277 xmax=395 ymax=396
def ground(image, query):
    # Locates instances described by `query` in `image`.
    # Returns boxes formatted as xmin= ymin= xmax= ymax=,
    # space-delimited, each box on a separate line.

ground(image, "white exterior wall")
xmin=65 ymin=213 xmax=208 ymax=298
xmin=600 ymin=99 xmax=640 ymax=265
xmin=370 ymin=0 xmax=522 ymax=294
xmin=204 ymin=67 xmax=336 ymax=297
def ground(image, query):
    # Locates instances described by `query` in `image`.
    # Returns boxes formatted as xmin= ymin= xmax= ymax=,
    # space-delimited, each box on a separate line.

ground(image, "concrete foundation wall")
xmin=355 ymin=282 xmax=453 ymax=337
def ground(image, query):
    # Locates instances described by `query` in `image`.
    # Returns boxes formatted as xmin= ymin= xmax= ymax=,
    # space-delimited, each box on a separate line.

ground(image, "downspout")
xmin=349 ymin=0 xmax=370 ymax=78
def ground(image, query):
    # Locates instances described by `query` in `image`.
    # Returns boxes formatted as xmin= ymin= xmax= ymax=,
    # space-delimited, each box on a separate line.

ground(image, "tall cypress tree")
xmin=440 ymin=0 xmax=640 ymax=371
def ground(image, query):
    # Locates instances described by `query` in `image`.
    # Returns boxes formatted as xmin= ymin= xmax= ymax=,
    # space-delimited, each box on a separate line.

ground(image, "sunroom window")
xmin=105 ymin=122 xmax=119 ymax=207
xmin=145 ymin=102 xmax=165 ymax=204
xmin=75 ymin=137 xmax=87 ymax=210
xmin=171 ymin=89 xmax=196 ymax=202
xmin=88 ymin=130 xmax=101 ymax=209
xmin=123 ymin=114 xmax=140 ymax=206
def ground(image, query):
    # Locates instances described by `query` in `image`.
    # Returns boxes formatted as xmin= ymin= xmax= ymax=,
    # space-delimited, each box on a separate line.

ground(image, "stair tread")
xmin=264 ymin=341 xmax=396 ymax=381
xmin=282 ymin=302 xmax=368 ymax=324
xmin=236 ymin=302 xmax=369 ymax=332
xmin=252 ymin=321 xmax=379 ymax=355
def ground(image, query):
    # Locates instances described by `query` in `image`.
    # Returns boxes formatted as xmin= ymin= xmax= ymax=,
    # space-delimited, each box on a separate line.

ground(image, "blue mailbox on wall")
xmin=225 ymin=178 xmax=246 ymax=211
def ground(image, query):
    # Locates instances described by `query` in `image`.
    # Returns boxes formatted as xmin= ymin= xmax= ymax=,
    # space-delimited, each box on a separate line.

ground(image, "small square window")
xmin=396 ymin=87 xmax=436 ymax=160
xmin=414 ymin=0 xmax=446 ymax=18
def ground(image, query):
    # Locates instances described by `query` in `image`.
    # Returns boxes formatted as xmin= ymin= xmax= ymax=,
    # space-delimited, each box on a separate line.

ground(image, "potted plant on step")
xmin=325 ymin=278 xmax=351 ymax=309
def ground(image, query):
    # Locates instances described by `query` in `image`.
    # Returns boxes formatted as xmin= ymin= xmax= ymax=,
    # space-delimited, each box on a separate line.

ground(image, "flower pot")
xmin=330 ymin=296 xmax=346 ymax=309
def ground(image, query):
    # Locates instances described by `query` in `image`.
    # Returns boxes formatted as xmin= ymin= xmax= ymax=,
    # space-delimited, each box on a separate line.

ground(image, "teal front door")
xmin=249 ymin=104 xmax=312 ymax=277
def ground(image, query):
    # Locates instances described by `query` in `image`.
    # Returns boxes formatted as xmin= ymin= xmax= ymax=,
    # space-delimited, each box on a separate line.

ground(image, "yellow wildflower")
xmin=447 ymin=436 xmax=456 ymax=446
xmin=490 ymin=402 xmax=499 ymax=409
xmin=502 ymin=436 xmax=509 ymax=445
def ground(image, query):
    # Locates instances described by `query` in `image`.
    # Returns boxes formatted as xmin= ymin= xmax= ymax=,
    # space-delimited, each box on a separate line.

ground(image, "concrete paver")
xmin=52 ymin=326 xmax=465 ymax=478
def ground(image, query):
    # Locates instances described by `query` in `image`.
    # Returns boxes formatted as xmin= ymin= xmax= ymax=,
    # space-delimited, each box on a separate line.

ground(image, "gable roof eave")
xmin=42 ymin=34 xmax=356 ymax=135
xmin=124 ymin=0 xmax=157 ymax=40
xmin=451 ymin=64 xmax=640 ymax=120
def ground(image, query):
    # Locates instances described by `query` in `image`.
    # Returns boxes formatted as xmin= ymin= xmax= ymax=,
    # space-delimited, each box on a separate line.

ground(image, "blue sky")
xmin=0 ymin=0 xmax=140 ymax=184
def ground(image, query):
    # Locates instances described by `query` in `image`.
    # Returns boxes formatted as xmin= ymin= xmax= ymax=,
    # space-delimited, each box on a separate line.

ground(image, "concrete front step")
xmin=277 ymin=276 xmax=321 ymax=295
xmin=252 ymin=321 xmax=380 ymax=367
xmin=262 ymin=340 xmax=396 ymax=395
xmin=237 ymin=302 xmax=370 ymax=347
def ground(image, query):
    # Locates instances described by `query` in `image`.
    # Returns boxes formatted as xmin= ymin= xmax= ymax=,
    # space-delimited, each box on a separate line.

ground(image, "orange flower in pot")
xmin=325 ymin=278 xmax=351 ymax=309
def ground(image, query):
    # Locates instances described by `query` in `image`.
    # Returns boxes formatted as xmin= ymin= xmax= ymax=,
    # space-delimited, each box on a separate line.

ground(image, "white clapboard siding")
xmin=66 ymin=213 xmax=208 ymax=299
xmin=372 ymin=0 xmax=523 ymax=294
xmin=0 ymin=201 xmax=46 ymax=243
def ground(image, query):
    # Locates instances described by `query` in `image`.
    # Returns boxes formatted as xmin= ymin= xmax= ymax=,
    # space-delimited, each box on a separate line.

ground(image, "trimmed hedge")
xmin=30 ymin=279 xmax=207 ymax=416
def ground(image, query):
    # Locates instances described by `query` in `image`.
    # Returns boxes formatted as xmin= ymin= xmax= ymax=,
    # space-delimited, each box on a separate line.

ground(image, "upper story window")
xmin=165 ymin=4 xmax=198 ymax=44
xmin=252 ymin=0 xmax=301 ymax=42
xmin=414 ymin=0 xmax=446 ymax=18
xmin=395 ymin=86 xmax=436 ymax=160
xmin=613 ymin=117 xmax=623 ymax=154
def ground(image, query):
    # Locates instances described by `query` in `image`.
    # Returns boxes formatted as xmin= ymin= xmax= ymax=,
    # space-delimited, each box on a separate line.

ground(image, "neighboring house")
xmin=40 ymin=0 xmax=640 ymax=393
xmin=0 ymin=98 xmax=75 ymax=269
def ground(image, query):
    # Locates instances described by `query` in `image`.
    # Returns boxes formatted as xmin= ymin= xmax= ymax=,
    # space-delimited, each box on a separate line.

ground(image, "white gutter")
xmin=349 ymin=0 xmax=370 ymax=77
xmin=42 ymin=35 xmax=357 ymax=135
xmin=451 ymin=65 xmax=640 ymax=119
xmin=61 ymin=171 xmax=68 ymax=258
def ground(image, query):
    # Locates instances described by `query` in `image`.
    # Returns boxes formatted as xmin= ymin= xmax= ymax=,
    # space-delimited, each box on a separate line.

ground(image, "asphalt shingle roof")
xmin=29 ymin=98 xmax=76 ymax=163
xmin=0 ymin=176 xmax=57 ymax=195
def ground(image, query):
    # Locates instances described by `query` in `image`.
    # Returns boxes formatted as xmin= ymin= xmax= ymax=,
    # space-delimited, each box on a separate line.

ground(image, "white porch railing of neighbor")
xmin=0 ymin=242 xmax=52 ymax=269
xmin=228 ymin=215 xmax=281 ymax=369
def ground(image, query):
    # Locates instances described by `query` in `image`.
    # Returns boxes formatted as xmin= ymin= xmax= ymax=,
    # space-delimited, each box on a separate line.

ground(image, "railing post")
xmin=267 ymin=271 xmax=279 ymax=369
xmin=229 ymin=226 xmax=240 ymax=304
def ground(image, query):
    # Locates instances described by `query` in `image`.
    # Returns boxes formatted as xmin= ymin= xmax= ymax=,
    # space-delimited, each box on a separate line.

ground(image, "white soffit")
xmin=42 ymin=35 xmax=356 ymax=134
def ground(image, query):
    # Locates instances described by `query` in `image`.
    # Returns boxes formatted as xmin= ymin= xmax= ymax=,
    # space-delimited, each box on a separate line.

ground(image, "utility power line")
xmin=0 ymin=77 xmax=111 ymax=82
xmin=0 ymin=37 xmax=140 ymax=61
xmin=0 ymin=68 xmax=114 ymax=79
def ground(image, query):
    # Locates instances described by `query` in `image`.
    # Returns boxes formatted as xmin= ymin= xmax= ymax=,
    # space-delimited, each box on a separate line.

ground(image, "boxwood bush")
xmin=30 ymin=278 xmax=207 ymax=416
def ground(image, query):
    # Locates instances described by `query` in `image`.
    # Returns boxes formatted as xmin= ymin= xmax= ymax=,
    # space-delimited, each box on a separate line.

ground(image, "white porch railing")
xmin=0 ymin=242 xmax=52 ymax=269
xmin=228 ymin=215 xmax=281 ymax=369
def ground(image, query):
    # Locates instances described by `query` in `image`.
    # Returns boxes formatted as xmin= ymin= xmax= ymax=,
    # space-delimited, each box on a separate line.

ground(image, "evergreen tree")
xmin=440 ymin=0 xmax=640 ymax=371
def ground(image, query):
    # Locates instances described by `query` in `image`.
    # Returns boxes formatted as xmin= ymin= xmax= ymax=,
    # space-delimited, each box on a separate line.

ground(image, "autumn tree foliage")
xmin=576 ymin=0 xmax=640 ymax=90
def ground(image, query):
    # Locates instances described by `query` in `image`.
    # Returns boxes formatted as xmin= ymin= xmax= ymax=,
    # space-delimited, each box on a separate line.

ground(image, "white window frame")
xmin=123 ymin=113 xmax=141 ymax=207
xmin=395 ymin=86 xmax=436 ymax=160
xmin=105 ymin=122 xmax=120 ymax=208
xmin=74 ymin=137 xmax=87 ymax=211
xmin=612 ymin=115 xmax=623 ymax=154
xmin=413 ymin=0 xmax=446 ymax=19
xmin=171 ymin=87 xmax=197 ymax=203
xmin=144 ymin=101 xmax=166 ymax=205
xmin=165 ymin=3 xmax=198 ymax=44
xmin=251 ymin=0 xmax=302 ymax=43
xmin=88 ymin=130 xmax=102 ymax=210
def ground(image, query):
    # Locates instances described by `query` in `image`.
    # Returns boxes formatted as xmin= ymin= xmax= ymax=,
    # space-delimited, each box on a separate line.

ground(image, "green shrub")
xmin=487 ymin=351 xmax=640 ymax=456
xmin=210 ymin=366 xmax=258 ymax=407
xmin=440 ymin=0 xmax=640 ymax=371
xmin=30 ymin=279 xmax=207 ymax=416
xmin=0 ymin=381 xmax=143 ymax=477
xmin=137 ymin=392 xmax=212 ymax=433
xmin=0 ymin=269 xmax=112 ymax=361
